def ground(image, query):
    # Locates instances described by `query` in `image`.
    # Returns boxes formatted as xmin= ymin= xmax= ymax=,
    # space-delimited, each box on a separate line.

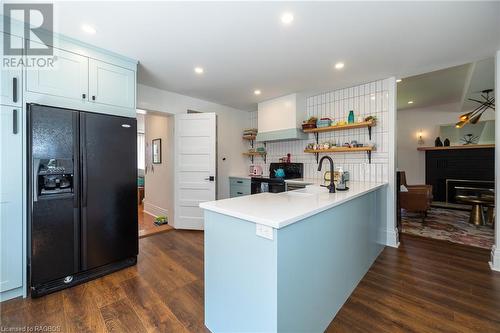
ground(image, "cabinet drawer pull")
xmin=237 ymin=192 xmax=243 ymax=195
xmin=236 ymin=180 xmax=243 ymax=184
xmin=13 ymin=77 xmax=18 ymax=103
xmin=12 ymin=109 xmax=18 ymax=134
xmin=82 ymin=93 xmax=86 ymax=99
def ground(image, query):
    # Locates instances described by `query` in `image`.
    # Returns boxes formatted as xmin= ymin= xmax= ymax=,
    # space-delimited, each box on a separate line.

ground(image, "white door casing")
xmin=174 ymin=113 xmax=216 ymax=230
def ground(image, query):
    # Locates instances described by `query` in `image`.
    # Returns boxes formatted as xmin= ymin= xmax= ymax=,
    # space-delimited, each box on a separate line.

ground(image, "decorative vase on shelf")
xmin=435 ymin=137 xmax=443 ymax=147
xmin=348 ymin=110 xmax=355 ymax=124
xmin=444 ymin=138 xmax=450 ymax=146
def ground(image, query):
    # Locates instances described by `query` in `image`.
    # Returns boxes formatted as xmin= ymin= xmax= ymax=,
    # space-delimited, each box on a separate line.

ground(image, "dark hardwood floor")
xmin=1 ymin=232 xmax=499 ymax=332
xmin=328 ymin=235 xmax=500 ymax=333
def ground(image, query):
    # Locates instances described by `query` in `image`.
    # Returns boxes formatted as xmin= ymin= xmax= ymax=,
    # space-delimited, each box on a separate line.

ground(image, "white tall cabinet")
xmin=0 ymin=33 xmax=22 ymax=107
xmin=0 ymin=106 xmax=23 ymax=297
xmin=0 ymin=24 xmax=137 ymax=302
xmin=0 ymin=32 xmax=24 ymax=301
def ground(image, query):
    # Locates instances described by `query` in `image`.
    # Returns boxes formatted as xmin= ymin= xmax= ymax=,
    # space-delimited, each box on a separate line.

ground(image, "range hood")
xmin=256 ymin=93 xmax=308 ymax=142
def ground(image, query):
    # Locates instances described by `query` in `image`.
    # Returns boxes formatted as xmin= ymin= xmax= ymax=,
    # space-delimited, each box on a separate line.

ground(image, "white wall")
xmin=143 ymin=113 xmax=172 ymax=217
xmin=137 ymin=84 xmax=250 ymax=205
xmin=397 ymin=102 xmax=495 ymax=185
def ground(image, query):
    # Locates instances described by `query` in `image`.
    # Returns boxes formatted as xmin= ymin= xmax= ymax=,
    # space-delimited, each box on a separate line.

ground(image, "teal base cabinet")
xmin=229 ymin=177 xmax=251 ymax=198
xmin=204 ymin=188 xmax=386 ymax=332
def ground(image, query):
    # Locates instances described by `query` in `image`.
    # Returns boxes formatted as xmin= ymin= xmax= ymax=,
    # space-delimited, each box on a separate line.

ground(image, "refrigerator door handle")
xmin=81 ymin=116 xmax=88 ymax=208
xmin=32 ymin=159 xmax=39 ymax=202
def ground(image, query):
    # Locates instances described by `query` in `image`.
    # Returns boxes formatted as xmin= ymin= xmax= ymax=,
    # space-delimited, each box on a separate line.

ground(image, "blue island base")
xmin=204 ymin=187 xmax=386 ymax=332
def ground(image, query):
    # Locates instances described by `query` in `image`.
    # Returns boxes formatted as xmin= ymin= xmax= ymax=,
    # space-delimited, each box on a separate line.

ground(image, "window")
xmin=137 ymin=132 xmax=145 ymax=170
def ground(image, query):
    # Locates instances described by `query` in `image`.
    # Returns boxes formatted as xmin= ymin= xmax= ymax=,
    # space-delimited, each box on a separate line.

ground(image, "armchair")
xmin=399 ymin=171 xmax=433 ymax=222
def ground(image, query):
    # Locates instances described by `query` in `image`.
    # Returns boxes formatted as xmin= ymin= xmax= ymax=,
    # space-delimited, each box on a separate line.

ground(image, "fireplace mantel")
xmin=417 ymin=144 xmax=494 ymax=151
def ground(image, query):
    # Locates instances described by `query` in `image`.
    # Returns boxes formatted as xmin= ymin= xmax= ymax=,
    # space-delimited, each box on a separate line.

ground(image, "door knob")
xmin=205 ymin=176 xmax=215 ymax=181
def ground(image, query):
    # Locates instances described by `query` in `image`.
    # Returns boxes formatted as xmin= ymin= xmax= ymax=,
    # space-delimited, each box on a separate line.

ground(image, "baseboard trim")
xmin=143 ymin=201 xmax=168 ymax=218
xmin=489 ymin=245 xmax=500 ymax=272
xmin=0 ymin=286 xmax=24 ymax=302
xmin=379 ymin=227 xmax=400 ymax=248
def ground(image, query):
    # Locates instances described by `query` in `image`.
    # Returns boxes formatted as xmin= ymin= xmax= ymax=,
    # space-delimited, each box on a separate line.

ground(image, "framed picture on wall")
xmin=152 ymin=138 xmax=162 ymax=164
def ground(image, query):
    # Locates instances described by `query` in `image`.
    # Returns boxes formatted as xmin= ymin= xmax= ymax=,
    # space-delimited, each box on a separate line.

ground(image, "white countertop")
xmin=200 ymin=181 xmax=387 ymax=229
xmin=284 ymin=178 xmax=317 ymax=185
xmin=229 ymin=175 xmax=252 ymax=180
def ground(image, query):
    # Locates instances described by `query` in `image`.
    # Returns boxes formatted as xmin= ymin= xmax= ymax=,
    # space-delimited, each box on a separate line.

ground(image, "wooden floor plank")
xmin=2 ymin=231 xmax=500 ymax=333
xmin=100 ymin=299 xmax=147 ymax=333
xmin=120 ymin=276 xmax=189 ymax=333
xmin=62 ymin=284 xmax=107 ymax=333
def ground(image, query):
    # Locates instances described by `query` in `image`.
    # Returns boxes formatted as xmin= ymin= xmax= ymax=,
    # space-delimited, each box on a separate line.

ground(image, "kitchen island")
xmin=200 ymin=181 xmax=388 ymax=332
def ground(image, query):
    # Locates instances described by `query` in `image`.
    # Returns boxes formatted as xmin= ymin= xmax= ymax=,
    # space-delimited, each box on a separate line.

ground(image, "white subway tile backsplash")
xmin=248 ymin=79 xmax=391 ymax=182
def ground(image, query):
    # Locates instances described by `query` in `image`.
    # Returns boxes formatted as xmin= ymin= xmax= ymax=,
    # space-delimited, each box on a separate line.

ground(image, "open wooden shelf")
xmin=243 ymin=135 xmax=256 ymax=140
xmin=304 ymin=146 xmax=375 ymax=163
xmin=305 ymin=146 xmax=374 ymax=153
xmin=417 ymin=144 xmax=494 ymax=151
xmin=243 ymin=151 xmax=266 ymax=163
xmin=303 ymin=119 xmax=376 ymax=134
xmin=243 ymin=151 xmax=266 ymax=156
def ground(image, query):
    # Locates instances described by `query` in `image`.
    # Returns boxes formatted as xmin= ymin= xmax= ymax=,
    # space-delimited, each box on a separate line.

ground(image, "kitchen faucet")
xmin=317 ymin=156 xmax=336 ymax=193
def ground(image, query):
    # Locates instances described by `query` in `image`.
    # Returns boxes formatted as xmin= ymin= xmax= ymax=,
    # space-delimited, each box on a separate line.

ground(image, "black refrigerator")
xmin=28 ymin=104 xmax=138 ymax=297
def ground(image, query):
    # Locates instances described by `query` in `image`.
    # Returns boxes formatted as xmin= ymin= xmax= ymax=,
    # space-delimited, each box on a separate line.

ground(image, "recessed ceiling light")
xmin=408 ymin=100 xmax=414 ymax=104
xmin=81 ymin=24 xmax=96 ymax=34
xmin=334 ymin=62 xmax=345 ymax=70
xmin=194 ymin=67 xmax=204 ymax=74
xmin=254 ymin=90 xmax=261 ymax=95
xmin=136 ymin=109 xmax=147 ymax=115
xmin=281 ymin=12 xmax=294 ymax=24
xmin=396 ymin=79 xmax=402 ymax=83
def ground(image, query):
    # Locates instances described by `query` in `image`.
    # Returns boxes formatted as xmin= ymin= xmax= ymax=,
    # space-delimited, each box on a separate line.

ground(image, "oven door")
xmin=251 ymin=180 xmax=285 ymax=194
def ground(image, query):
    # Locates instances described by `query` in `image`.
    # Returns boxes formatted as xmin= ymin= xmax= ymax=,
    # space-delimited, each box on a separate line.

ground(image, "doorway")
xmin=396 ymin=58 xmax=496 ymax=250
xmin=136 ymin=109 xmax=174 ymax=238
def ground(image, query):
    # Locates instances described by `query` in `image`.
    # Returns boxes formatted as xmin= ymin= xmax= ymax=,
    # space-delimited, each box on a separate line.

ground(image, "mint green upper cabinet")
xmin=89 ymin=59 xmax=135 ymax=109
xmin=26 ymin=42 xmax=88 ymax=103
xmin=0 ymin=33 xmax=22 ymax=107
xmin=0 ymin=105 xmax=23 ymax=294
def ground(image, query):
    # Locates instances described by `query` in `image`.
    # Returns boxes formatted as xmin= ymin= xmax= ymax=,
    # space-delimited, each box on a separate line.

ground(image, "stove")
xmin=251 ymin=163 xmax=303 ymax=194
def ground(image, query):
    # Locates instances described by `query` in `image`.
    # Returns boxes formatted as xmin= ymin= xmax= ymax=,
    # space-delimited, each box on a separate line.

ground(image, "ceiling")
xmin=28 ymin=2 xmax=500 ymax=110
xmin=461 ymin=57 xmax=495 ymax=112
xmin=397 ymin=64 xmax=472 ymax=111
xmin=397 ymin=57 xmax=495 ymax=112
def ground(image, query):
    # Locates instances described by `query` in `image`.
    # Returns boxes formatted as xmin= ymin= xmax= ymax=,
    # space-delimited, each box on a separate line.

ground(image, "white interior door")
xmin=174 ymin=113 xmax=216 ymax=230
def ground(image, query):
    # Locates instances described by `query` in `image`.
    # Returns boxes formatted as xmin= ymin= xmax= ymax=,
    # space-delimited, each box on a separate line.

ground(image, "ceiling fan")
xmin=455 ymin=89 xmax=495 ymax=128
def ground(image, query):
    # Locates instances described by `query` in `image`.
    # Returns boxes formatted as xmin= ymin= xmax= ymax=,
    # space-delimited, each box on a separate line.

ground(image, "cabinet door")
xmin=26 ymin=42 xmax=88 ymax=102
xmin=0 ymin=33 xmax=22 ymax=107
xmin=89 ymin=59 xmax=135 ymax=109
xmin=0 ymin=106 xmax=23 ymax=292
